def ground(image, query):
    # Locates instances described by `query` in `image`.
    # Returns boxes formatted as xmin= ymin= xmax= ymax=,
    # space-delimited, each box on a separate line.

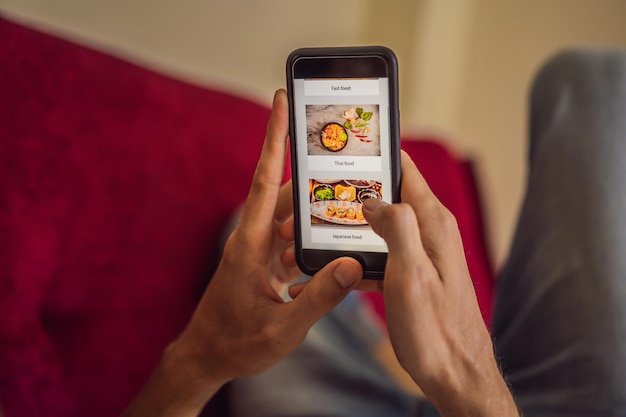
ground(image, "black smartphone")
xmin=286 ymin=46 xmax=401 ymax=279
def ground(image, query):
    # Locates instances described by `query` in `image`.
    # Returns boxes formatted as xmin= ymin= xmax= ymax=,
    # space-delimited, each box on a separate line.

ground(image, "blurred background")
xmin=3 ymin=0 xmax=626 ymax=266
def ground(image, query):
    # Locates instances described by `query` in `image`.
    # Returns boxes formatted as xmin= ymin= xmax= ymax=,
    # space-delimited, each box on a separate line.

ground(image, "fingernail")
xmin=363 ymin=198 xmax=386 ymax=213
xmin=333 ymin=262 xmax=360 ymax=289
xmin=273 ymin=89 xmax=284 ymax=105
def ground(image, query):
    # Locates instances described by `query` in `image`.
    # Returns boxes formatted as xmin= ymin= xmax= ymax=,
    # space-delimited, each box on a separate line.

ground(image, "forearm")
xmin=419 ymin=348 xmax=519 ymax=417
xmin=120 ymin=340 xmax=226 ymax=417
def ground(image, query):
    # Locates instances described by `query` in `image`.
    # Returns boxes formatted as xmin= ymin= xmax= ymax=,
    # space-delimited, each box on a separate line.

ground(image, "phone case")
xmin=286 ymin=46 xmax=401 ymax=279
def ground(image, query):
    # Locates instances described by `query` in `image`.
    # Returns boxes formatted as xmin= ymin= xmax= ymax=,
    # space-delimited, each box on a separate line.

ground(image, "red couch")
xmin=0 ymin=16 xmax=494 ymax=416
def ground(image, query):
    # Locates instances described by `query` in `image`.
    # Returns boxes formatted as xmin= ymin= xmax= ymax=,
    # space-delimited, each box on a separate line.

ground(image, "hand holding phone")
xmin=286 ymin=46 xmax=401 ymax=279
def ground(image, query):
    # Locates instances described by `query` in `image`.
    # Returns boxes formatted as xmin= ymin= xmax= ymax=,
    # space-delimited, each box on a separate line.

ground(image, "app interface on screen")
xmin=293 ymin=77 xmax=392 ymax=252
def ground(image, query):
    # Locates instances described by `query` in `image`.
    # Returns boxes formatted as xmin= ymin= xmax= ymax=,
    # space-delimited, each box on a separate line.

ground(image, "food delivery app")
xmin=292 ymin=77 xmax=392 ymax=252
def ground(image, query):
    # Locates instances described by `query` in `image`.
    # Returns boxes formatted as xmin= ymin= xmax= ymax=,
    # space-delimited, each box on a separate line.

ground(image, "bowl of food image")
xmin=357 ymin=188 xmax=382 ymax=203
xmin=312 ymin=184 xmax=335 ymax=201
xmin=320 ymin=122 xmax=348 ymax=152
xmin=345 ymin=179 xmax=374 ymax=188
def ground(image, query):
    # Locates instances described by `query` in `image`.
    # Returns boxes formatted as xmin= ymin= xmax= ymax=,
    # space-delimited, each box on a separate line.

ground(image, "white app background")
xmin=293 ymin=77 xmax=392 ymax=252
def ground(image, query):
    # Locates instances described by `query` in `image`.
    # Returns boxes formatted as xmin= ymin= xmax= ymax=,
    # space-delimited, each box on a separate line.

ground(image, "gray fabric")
xmin=229 ymin=292 xmax=422 ymax=417
xmin=493 ymin=49 xmax=626 ymax=416
xmin=229 ymin=48 xmax=626 ymax=416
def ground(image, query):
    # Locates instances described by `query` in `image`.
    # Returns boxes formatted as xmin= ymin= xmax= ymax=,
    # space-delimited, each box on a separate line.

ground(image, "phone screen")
xmin=287 ymin=47 xmax=400 ymax=277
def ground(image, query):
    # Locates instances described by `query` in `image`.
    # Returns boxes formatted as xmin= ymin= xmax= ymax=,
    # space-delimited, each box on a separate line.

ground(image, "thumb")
xmin=288 ymin=257 xmax=363 ymax=327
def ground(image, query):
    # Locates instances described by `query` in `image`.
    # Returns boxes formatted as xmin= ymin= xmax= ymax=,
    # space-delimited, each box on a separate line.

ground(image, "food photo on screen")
xmin=306 ymin=105 xmax=380 ymax=156
xmin=308 ymin=179 xmax=382 ymax=227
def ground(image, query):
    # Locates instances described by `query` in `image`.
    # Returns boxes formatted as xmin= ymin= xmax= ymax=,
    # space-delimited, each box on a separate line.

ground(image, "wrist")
xmin=121 ymin=338 xmax=227 ymax=417
xmin=418 ymin=343 xmax=518 ymax=417
xmin=162 ymin=336 xmax=228 ymax=396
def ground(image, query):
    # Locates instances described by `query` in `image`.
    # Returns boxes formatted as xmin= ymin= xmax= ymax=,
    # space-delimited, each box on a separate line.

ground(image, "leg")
xmin=228 ymin=292 xmax=423 ymax=417
xmin=493 ymin=49 xmax=626 ymax=415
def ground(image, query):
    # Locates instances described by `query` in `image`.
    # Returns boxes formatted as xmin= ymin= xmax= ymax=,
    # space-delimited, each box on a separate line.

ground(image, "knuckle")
xmin=221 ymin=235 xmax=240 ymax=264
xmin=252 ymin=168 xmax=281 ymax=191
xmin=381 ymin=203 xmax=416 ymax=233
xmin=221 ymin=232 xmax=251 ymax=264
xmin=427 ymin=202 xmax=459 ymax=234
xmin=439 ymin=206 xmax=459 ymax=233
xmin=257 ymin=322 xmax=297 ymax=356
xmin=305 ymin=282 xmax=339 ymax=307
xmin=413 ymin=261 xmax=437 ymax=283
xmin=258 ymin=322 xmax=281 ymax=342
xmin=225 ymin=225 xmax=269 ymax=259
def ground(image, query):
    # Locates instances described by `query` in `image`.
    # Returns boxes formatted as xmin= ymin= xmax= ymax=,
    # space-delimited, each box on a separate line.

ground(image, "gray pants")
xmin=492 ymin=49 xmax=626 ymax=415
xmin=230 ymin=49 xmax=626 ymax=416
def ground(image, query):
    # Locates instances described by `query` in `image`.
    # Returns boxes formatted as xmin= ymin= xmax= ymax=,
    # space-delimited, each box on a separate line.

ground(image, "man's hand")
xmin=362 ymin=152 xmax=519 ymax=417
xmin=122 ymin=89 xmax=363 ymax=417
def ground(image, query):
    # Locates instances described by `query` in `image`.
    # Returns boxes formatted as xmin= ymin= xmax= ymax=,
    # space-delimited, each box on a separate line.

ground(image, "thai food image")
xmin=320 ymin=122 xmax=348 ymax=152
xmin=341 ymin=107 xmax=373 ymax=142
xmin=306 ymin=104 xmax=381 ymax=156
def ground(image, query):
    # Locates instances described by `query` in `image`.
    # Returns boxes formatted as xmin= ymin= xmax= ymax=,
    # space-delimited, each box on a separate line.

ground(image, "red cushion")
xmin=0 ymin=16 xmax=493 ymax=417
xmin=0 ymin=17 xmax=269 ymax=416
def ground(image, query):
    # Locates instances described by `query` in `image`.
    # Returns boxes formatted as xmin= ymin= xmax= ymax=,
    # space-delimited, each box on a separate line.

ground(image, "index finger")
xmin=363 ymin=199 xmax=433 ymax=275
xmin=397 ymin=151 xmax=467 ymax=280
xmin=274 ymin=180 xmax=293 ymax=223
xmin=239 ymin=89 xmax=290 ymax=235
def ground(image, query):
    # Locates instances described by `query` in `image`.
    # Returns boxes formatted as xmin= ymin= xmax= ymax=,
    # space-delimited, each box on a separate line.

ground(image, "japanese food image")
xmin=309 ymin=179 xmax=382 ymax=226
xmin=320 ymin=122 xmax=348 ymax=152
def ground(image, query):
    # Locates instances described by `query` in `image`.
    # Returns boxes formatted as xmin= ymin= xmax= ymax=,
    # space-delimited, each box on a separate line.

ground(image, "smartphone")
xmin=286 ymin=46 xmax=401 ymax=279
